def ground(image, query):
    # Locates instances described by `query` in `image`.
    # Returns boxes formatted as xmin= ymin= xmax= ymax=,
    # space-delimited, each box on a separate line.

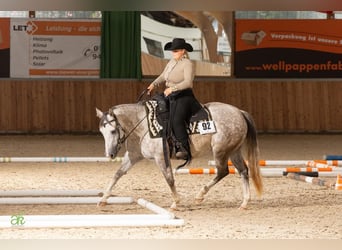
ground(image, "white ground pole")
xmin=0 ymin=196 xmax=134 ymax=205
xmin=0 ymin=157 xmax=123 ymax=163
xmin=0 ymin=193 xmax=184 ymax=228
xmin=137 ymin=198 xmax=175 ymax=219
xmin=0 ymin=189 xmax=104 ymax=197
xmin=0 ymin=215 xmax=184 ymax=228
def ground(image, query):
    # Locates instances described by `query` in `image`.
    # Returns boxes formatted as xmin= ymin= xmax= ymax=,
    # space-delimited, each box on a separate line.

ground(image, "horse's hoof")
xmin=238 ymin=205 xmax=247 ymax=210
xmin=170 ymin=202 xmax=179 ymax=211
xmin=194 ymin=198 xmax=204 ymax=204
xmin=97 ymin=201 xmax=107 ymax=207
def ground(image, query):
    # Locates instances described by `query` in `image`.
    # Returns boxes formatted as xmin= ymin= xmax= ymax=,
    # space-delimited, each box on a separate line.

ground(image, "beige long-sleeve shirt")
xmin=151 ymin=57 xmax=194 ymax=91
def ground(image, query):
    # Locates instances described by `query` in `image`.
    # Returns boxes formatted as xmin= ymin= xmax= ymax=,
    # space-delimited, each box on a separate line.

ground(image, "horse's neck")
xmin=114 ymin=104 xmax=145 ymax=131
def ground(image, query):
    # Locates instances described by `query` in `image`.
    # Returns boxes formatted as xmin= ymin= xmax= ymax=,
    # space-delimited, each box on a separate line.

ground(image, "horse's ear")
xmin=95 ymin=108 xmax=103 ymax=118
xmin=109 ymin=107 xmax=115 ymax=116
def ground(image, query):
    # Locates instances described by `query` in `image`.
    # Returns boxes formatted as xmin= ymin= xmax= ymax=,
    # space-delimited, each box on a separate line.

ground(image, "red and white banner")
xmin=0 ymin=18 xmax=10 ymax=77
xmin=10 ymin=19 xmax=101 ymax=78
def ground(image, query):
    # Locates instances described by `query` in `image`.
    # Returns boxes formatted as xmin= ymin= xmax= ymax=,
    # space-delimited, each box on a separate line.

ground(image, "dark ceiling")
xmin=141 ymin=11 xmax=196 ymax=28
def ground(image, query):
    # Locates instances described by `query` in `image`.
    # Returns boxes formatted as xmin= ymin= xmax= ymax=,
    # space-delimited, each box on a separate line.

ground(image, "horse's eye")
xmin=111 ymin=130 xmax=116 ymax=135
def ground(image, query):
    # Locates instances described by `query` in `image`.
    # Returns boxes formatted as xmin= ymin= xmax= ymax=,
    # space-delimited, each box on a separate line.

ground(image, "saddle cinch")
xmin=144 ymin=94 xmax=216 ymax=139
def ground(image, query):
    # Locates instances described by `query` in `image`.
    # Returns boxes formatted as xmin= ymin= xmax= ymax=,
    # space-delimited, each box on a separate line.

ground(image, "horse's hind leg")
xmin=98 ymin=151 xmax=141 ymax=207
xmin=195 ymin=152 xmax=229 ymax=204
xmin=230 ymin=150 xmax=250 ymax=209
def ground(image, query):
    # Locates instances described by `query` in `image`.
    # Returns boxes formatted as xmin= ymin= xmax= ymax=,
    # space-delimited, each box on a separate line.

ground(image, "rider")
xmin=147 ymin=38 xmax=202 ymax=161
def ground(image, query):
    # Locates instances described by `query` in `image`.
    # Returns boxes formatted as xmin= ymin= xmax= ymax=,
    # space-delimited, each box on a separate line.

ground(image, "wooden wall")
xmin=0 ymin=79 xmax=341 ymax=133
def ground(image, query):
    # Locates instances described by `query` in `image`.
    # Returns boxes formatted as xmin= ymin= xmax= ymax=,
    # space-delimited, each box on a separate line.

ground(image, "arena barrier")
xmin=175 ymin=167 xmax=342 ymax=177
xmin=0 ymin=157 xmax=123 ymax=163
xmin=336 ymin=174 xmax=342 ymax=190
xmin=282 ymin=171 xmax=319 ymax=177
xmin=0 ymin=190 xmax=184 ymax=228
xmin=287 ymin=173 xmax=336 ymax=189
xmin=324 ymin=155 xmax=342 ymax=160
xmin=306 ymin=161 xmax=338 ymax=168
xmin=208 ymin=160 xmax=342 ymax=167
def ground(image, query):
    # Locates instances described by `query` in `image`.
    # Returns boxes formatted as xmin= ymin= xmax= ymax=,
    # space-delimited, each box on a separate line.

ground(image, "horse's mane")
xmin=109 ymin=103 xmax=145 ymax=119
xmin=110 ymin=103 xmax=143 ymax=111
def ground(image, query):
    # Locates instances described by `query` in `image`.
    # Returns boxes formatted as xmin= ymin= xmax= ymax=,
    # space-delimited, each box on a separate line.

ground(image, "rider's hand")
xmin=147 ymin=83 xmax=155 ymax=95
xmin=164 ymin=87 xmax=172 ymax=97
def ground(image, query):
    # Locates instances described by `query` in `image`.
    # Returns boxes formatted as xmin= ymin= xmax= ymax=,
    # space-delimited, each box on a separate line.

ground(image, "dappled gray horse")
xmin=96 ymin=102 xmax=263 ymax=210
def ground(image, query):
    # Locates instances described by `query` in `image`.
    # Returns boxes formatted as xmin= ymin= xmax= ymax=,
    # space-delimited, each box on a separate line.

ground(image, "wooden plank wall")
xmin=0 ymin=79 xmax=341 ymax=133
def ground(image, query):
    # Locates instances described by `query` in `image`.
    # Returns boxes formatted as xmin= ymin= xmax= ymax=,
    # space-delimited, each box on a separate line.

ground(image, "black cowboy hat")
xmin=164 ymin=38 xmax=193 ymax=52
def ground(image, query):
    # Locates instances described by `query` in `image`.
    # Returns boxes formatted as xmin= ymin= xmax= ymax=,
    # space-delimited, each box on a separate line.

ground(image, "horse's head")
xmin=96 ymin=107 xmax=125 ymax=159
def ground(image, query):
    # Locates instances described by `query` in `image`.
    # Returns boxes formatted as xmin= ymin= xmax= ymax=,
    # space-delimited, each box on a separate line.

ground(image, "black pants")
xmin=168 ymin=89 xmax=201 ymax=143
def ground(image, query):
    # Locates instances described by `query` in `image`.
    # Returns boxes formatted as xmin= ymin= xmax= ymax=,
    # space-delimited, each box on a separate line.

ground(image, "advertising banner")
xmin=0 ymin=18 xmax=10 ymax=77
xmin=235 ymin=19 xmax=342 ymax=77
xmin=10 ymin=19 xmax=101 ymax=78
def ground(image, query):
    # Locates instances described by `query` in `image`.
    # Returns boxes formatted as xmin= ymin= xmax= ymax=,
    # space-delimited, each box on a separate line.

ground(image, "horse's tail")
xmin=241 ymin=110 xmax=263 ymax=197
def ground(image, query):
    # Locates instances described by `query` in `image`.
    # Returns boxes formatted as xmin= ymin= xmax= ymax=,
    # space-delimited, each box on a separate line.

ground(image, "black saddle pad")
xmin=145 ymin=100 xmax=164 ymax=138
xmin=145 ymin=100 xmax=213 ymax=138
xmin=188 ymin=106 xmax=213 ymax=134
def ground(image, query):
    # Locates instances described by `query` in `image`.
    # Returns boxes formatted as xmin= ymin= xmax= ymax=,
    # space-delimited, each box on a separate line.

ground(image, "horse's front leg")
xmin=98 ymin=151 xmax=140 ymax=207
xmin=155 ymin=158 xmax=180 ymax=210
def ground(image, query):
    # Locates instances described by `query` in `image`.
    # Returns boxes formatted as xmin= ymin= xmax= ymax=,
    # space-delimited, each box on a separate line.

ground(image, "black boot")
xmin=175 ymin=139 xmax=191 ymax=161
xmin=175 ymin=148 xmax=188 ymax=160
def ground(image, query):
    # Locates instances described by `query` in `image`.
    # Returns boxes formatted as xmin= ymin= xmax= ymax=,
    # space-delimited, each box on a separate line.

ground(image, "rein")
xmin=103 ymin=110 xmax=147 ymax=149
xmin=136 ymin=88 xmax=149 ymax=102
xmin=119 ymin=114 xmax=147 ymax=144
xmin=104 ymin=89 xmax=171 ymax=169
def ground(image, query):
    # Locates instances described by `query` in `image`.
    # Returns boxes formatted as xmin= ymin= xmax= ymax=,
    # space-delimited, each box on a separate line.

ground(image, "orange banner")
xmin=235 ymin=19 xmax=342 ymax=77
xmin=25 ymin=20 xmax=101 ymax=36
xmin=236 ymin=19 xmax=342 ymax=54
xmin=0 ymin=18 xmax=10 ymax=49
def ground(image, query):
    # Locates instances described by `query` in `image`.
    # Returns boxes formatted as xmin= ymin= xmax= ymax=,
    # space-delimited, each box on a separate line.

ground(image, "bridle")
xmin=102 ymin=110 xmax=146 ymax=153
xmin=102 ymin=112 xmax=126 ymax=150
xmin=101 ymin=89 xmax=149 ymax=156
